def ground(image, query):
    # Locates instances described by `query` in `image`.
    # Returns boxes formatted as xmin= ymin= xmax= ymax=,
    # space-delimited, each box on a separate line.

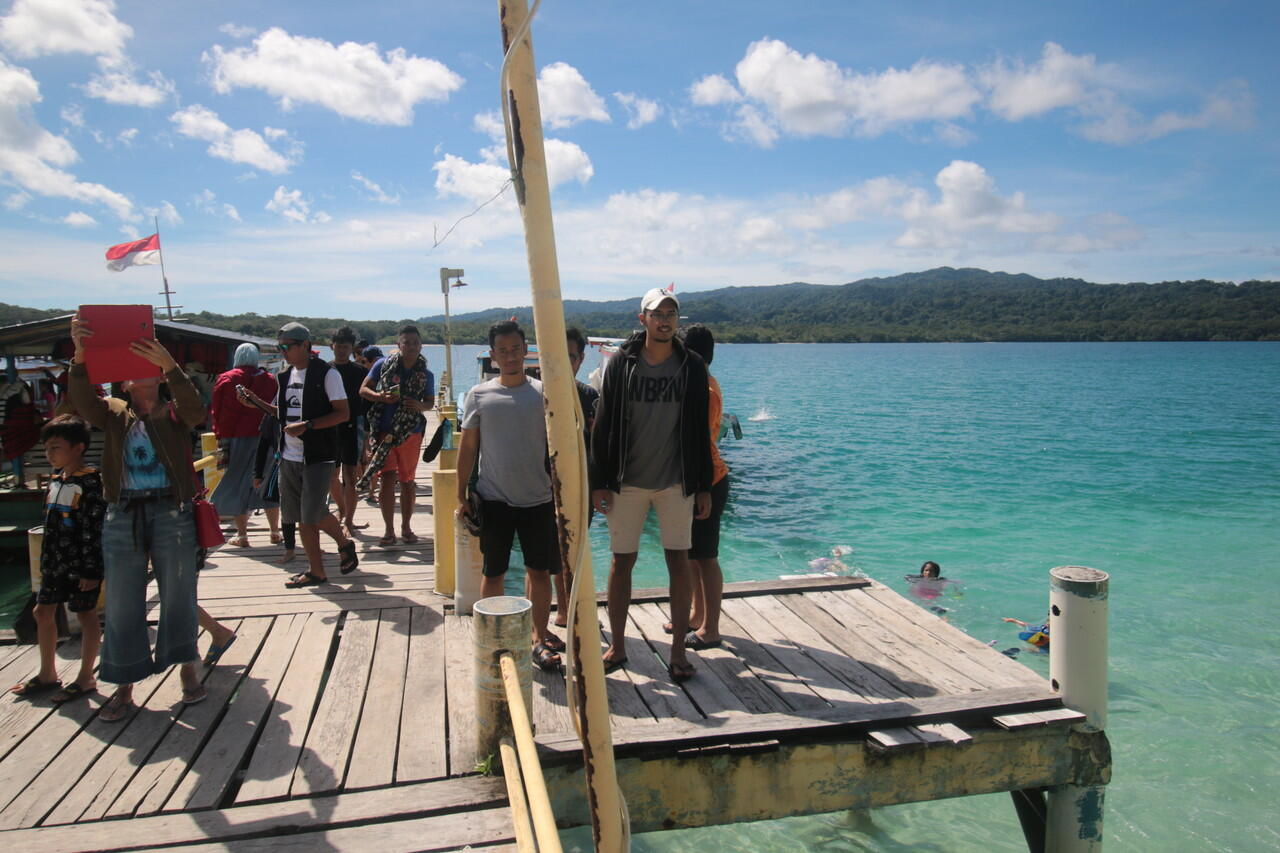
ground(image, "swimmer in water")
xmin=906 ymin=561 xmax=960 ymax=612
xmin=1003 ymin=612 xmax=1050 ymax=651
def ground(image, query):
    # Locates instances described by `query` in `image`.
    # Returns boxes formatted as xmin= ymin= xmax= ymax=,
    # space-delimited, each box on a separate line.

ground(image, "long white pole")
xmin=154 ymin=215 xmax=175 ymax=320
xmin=496 ymin=1 xmax=625 ymax=849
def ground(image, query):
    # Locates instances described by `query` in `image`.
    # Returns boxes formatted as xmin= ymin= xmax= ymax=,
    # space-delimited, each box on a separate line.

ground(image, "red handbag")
xmin=193 ymin=489 xmax=225 ymax=548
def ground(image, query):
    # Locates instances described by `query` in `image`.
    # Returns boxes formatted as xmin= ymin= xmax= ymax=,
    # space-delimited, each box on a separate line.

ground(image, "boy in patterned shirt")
xmin=10 ymin=415 xmax=105 ymax=703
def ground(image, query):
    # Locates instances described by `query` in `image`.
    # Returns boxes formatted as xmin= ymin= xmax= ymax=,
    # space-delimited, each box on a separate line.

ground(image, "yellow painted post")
xmin=433 ymin=469 xmax=458 ymax=596
xmin=200 ymin=432 xmax=223 ymax=496
xmin=438 ymin=447 xmax=459 ymax=471
xmin=496 ymin=0 xmax=625 ymax=848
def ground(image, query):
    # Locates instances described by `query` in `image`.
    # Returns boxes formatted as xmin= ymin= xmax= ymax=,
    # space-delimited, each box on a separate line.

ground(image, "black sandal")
xmin=339 ymin=540 xmax=359 ymax=575
xmin=11 ymin=676 xmax=61 ymax=697
xmin=668 ymin=661 xmax=696 ymax=683
xmin=542 ymin=633 xmax=566 ymax=653
xmin=533 ymin=643 xmax=562 ymax=673
xmin=285 ymin=571 xmax=326 ymax=588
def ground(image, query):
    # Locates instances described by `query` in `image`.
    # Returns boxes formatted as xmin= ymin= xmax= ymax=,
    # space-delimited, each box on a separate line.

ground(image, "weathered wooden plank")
xmin=234 ymin=612 xmax=339 ymax=804
xmin=805 ymin=590 xmax=980 ymax=695
xmin=613 ymin=611 xmax=702 ymax=725
xmin=291 ymin=610 xmax=378 ymax=796
xmin=597 ymin=622 xmax=659 ymax=729
xmin=866 ymin=727 xmax=922 ymax=751
xmin=443 ymin=611 xmax=477 ymax=775
xmin=854 ymin=582 xmax=1043 ymax=688
xmin=188 ymin=593 xmax=443 ymax=620
xmin=710 ymin=607 xmax=829 ymax=712
xmin=915 ymin=722 xmax=973 ymax=745
xmin=775 ymin=593 xmax=939 ymax=699
xmin=0 ymin=638 xmax=85 ymax=763
xmin=726 ymin=595 xmax=893 ymax=706
xmin=163 ymin=615 xmax=307 ymax=812
xmin=395 ymin=604 xmax=448 ymax=783
xmin=992 ymin=711 xmax=1050 ymax=731
xmin=536 ymin=684 xmax=1064 ymax=760
xmin=1033 ymin=707 xmax=1087 ymax=727
xmin=0 ymin=774 xmax=507 ymax=853
xmin=604 ymin=574 xmax=870 ymax=607
xmin=345 ymin=607 xmax=411 ymax=791
xmin=530 ymin=652 xmax=570 ymax=736
xmin=0 ymin=642 xmax=37 ymax=677
xmin=629 ymin=602 xmax=750 ymax=719
xmin=651 ymin=600 xmax=791 ymax=715
xmin=112 ymin=618 xmax=271 ymax=820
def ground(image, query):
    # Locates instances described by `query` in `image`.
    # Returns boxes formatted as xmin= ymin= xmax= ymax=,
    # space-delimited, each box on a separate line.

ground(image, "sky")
xmin=0 ymin=0 xmax=1277 ymax=319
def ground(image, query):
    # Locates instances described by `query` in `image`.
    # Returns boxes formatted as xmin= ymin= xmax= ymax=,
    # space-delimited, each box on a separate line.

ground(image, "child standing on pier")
xmin=10 ymin=415 xmax=104 ymax=703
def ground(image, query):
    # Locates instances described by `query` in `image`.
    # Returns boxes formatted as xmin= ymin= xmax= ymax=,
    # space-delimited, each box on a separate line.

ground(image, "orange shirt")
xmin=708 ymin=374 xmax=728 ymax=485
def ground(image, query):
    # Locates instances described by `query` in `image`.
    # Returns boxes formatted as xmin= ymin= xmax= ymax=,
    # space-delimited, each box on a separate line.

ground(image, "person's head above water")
xmin=920 ymin=561 xmax=941 ymax=578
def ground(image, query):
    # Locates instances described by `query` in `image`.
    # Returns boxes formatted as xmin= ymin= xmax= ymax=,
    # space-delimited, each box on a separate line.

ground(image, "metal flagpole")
xmin=496 ymin=0 xmax=626 ymax=849
xmin=154 ymin=215 xmax=176 ymax=320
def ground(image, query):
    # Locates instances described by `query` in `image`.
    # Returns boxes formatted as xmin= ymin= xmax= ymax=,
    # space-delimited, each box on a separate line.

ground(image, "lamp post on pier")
xmin=438 ymin=267 xmax=465 ymax=408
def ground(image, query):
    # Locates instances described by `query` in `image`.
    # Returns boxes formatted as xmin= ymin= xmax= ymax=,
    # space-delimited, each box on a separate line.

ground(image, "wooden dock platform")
xmin=0 ymin=449 xmax=1108 ymax=850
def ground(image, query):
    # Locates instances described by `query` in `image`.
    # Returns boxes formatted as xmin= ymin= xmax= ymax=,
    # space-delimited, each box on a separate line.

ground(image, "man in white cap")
xmin=590 ymin=287 xmax=712 ymax=682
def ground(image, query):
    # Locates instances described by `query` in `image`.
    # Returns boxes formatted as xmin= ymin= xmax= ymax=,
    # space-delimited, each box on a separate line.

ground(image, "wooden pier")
xmin=0 ymin=451 xmax=1109 ymax=851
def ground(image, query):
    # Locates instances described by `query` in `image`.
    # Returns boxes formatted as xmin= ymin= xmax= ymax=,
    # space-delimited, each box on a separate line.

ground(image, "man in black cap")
xmin=251 ymin=322 xmax=360 ymax=587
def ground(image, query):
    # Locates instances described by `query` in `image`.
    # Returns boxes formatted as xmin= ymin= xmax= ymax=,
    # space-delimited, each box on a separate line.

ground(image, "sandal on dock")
xmin=668 ymin=661 xmax=696 ymax=683
xmin=51 ymin=682 xmax=95 ymax=704
xmin=181 ymin=685 xmax=208 ymax=706
xmin=339 ymin=540 xmax=360 ymax=574
xmin=285 ymin=571 xmax=326 ymax=588
xmin=533 ymin=643 xmax=562 ymax=673
xmin=602 ymin=656 xmax=628 ymax=674
xmin=684 ymin=632 xmax=722 ymax=650
xmin=663 ymin=621 xmax=702 ymax=635
xmin=542 ymin=633 xmax=566 ymax=653
xmin=203 ymin=634 xmax=237 ymax=666
xmin=10 ymin=676 xmax=61 ymax=697
xmin=377 ymin=534 xmax=397 ymax=547
xmin=99 ymin=690 xmax=135 ymax=723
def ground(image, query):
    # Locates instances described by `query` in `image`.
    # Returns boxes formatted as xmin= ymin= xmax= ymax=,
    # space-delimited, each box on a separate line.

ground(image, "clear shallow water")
xmin=440 ymin=341 xmax=1280 ymax=852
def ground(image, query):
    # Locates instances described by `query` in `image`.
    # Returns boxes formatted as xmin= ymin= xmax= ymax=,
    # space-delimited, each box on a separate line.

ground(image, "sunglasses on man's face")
xmin=278 ymin=340 xmax=307 ymax=349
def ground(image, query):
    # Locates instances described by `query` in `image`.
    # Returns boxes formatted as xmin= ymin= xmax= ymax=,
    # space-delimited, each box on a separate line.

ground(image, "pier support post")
xmin=474 ymin=596 xmax=533 ymax=761
xmin=432 ymin=469 xmax=457 ymax=597
xmin=1045 ymin=565 xmax=1109 ymax=852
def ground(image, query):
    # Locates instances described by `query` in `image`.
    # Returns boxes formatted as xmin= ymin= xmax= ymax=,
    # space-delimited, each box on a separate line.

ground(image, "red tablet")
xmin=78 ymin=304 xmax=162 ymax=384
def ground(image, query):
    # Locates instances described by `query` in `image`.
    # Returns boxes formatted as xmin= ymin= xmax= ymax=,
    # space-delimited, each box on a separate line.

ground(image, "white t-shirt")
xmin=282 ymin=365 xmax=347 ymax=462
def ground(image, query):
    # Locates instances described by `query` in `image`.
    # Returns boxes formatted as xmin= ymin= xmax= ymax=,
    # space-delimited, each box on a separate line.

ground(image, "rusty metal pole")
xmin=495 ymin=0 xmax=625 ymax=849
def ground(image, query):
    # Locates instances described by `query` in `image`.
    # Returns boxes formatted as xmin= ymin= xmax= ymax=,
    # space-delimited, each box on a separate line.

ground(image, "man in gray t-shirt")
xmin=623 ymin=352 xmax=683 ymax=489
xmin=456 ymin=321 xmax=563 ymax=673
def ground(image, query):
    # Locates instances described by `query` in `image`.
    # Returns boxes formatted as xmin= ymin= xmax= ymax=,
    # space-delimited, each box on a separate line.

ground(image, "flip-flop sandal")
xmin=11 ymin=676 xmax=61 ymax=697
xmin=684 ymin=631 xmax=723 ymax=650
xmin=51 ymin=682 xmax=95 ymax=704
xmin=203 ymin=634 xmax=237 ymax=666
xmin=377 ymin=534 xmax=397 ymax=547
xmin=663 ymin=621 xmax=702 ymax=635
xmin=532 ymin=643 xmax=563 ymax=673
xmin=542 ymin=633 xmax=566 ymax=653
xmin=602 ymin=656 xmax=628 ymax=674
xmin=99 ymin=691 xmax=136 ymax=723
xmin=339 ymin=540 xmax=360 ymax=574
xmin=182 ymin=685 xmax=208 ymax=706
xmin=285 ymin=571 xmax=326 ymax=588
xmin=400 ymin=531 xmax=419 ymax=544
xmin=668 ymin=661 xmax=696 ymax=683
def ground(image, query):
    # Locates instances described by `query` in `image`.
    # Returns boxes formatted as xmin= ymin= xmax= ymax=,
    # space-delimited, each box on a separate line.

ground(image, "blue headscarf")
xmin=233 ymin=342 xmax=260 ymax=368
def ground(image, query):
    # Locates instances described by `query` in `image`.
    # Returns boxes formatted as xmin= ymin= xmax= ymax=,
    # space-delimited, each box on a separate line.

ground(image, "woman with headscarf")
xmin=210 ymin=344 xmax=279 ymax=547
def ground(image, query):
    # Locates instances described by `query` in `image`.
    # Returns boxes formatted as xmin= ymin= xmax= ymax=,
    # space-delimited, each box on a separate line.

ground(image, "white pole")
xmin=1045 ymin=565 xmax=1109 ymax=852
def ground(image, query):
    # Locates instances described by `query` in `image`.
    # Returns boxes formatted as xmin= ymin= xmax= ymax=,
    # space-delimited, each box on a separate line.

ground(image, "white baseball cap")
xmin=640 ymin=287 xmax=679 ymax=313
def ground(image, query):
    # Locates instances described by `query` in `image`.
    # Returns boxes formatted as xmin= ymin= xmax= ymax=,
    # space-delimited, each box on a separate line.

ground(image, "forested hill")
xmin=3 ymin=268 xmax=1277 ymax=344
xmin=424 ymin=267 xmax=1280 ymax=342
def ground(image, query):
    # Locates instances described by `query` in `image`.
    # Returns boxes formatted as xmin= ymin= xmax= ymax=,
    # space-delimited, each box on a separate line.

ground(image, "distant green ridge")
xmin=4 ymin=267 xmax=1278 ymax=344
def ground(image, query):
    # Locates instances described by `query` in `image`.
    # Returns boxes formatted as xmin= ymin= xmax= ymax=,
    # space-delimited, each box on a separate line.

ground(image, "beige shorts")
xmin=606 ymin=484 xmax=693 ymax=553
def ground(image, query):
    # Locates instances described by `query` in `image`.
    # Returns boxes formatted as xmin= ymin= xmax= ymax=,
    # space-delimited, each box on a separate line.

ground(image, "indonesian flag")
xmin=105 ymin=234 xmax=160 ymax=271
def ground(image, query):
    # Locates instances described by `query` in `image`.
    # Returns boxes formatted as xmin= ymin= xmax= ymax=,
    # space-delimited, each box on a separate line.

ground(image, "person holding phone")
xmin=66 ymin=313 xmax=209 ymax=722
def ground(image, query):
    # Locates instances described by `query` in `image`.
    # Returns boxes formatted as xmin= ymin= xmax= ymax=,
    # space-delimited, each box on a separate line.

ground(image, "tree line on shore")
xmin=4 ymin=268 xmax=1278 ymax=344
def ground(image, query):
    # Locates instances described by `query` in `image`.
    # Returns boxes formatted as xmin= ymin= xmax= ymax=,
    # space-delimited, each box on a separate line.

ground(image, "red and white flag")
xmin=105 ymin=234 xmax=161 ymax=271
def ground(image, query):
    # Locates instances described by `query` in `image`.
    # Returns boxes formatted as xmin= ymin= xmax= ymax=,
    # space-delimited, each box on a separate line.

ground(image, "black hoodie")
xmin=590 ymin=331 xmax=713 ymax=497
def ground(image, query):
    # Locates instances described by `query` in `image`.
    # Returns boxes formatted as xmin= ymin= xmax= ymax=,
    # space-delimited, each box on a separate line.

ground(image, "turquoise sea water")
xmin=445 ymin=341 xmax=1280 ymax=852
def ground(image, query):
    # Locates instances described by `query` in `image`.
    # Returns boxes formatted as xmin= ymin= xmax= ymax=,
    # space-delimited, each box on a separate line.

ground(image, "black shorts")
xmin=336 ymin=422 xmax=359 ymax=466
xmin=479 ymin=499 xmax=560 ymax=578
xmin=689 ymin=475 xmax=729 ymax=560
xmin=37 ymin=569 xmax=100 ymax=613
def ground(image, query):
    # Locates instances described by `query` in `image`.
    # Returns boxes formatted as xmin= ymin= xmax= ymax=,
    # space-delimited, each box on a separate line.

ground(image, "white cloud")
xmin=266 ymin=185 xmax=327 ymax=223
xmin=116 ymin=127 xmax=137 ymax=145
xmin=432 ymin=153 xmax=512 ymax=206
xmin=0 ymin=56 xmax=135 ymax=220
xmin=1077 ymin=80 xmax=1254 ymax=144
xmin=351 ymin=171 xmax=399 ymax=204
xmin=538 ymin=62 xmax=610 ymax=129
xmin=146 ymin=200 xmax=182 ymax=226
xmin=219 ymin=22 xmax=256 ymax=39
xmin=544 ymin=139 xmax=594 ymax=187
xmin=788 ymin=176 xmax=920 ymax=230
xmin=207 ymin=27 xmax=463 ymax=126
xmin=982 ymin=42 xmax=1117 ymax=121
xmin=614 ymin=92 xmax=661 ymax=129
xmin=0 ymin=0 xmax=131 ymax=60
xmin=473 ymin=111 xmax=505 ymax=142
xmin=730 ymin=104 xmax=779 ymax=148
xmin=730 ymin=38 xmax=979 ymax=140
xmin=893 ymin=160 xmax=1059 ymax=249
xmin=348 ymin=219 xmax=372 ymax=234
xmin=60 ymin=102 xmax=84 ymax=128
xmin=5 ymin=191 xmax=32 ymax=210
xmin=263 ymin=127 xmax=287 ymax=140
xmin=195 ymin=188 xmax=243 ymax=221
xmin=82 ymin=59 xmax=175 ymax=107
xmin=170 ymin=105 xmax=299 ymax=174
xmin=62 ymin=210 xmax=96 ymax=227
xmin=690 ymin=74 xmax=741 ymax=106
